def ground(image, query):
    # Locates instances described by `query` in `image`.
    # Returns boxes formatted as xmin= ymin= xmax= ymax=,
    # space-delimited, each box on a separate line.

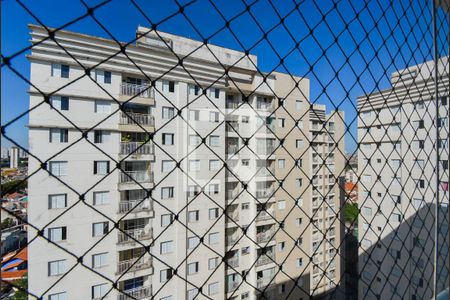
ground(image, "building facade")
xmin=357 ymin=59 xmax=449 ymax=299
xmin=27 ymin=25 xmax=345 ymax=300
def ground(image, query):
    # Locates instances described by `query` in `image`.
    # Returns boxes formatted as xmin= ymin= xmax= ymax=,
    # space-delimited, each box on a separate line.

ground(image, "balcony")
xmin=117 ymin=228 xmax=152 ymax=244
xmin=226 ymin=280 xmax=240 ymax=293
xmin=226 ymin=234 xmax=239 ymax=245
xmin=117 ymin=286 xmax=151 ymax=300
xmin=227 ymin=144 xmax=239 ymax=155
xmin=120 ymin=112 xmax=155 ymax=127
xmin=255 ymin=188 xmax=275 ymax=198
xmin=257 ymin=277 xmax=273 ymax=288
xmin=116 ymin=257 xmax=152 ymax=274
xmin=121 ymin=82 xmax=154 ymax=99
xmin=120 ymin=171 xmax=153 ymax=184
xmin=256 ymin=229 xmax=275 ymax=243
xmin=118 ymin=199 xmax=152 ymax=214
xmin=256 ymin=145 xmax=276 ymax=155
xmin=256 ymin=252 xmax=275 ymax=267
xmin=226 ymin=209 xmax=239 ymax=222
xmin=226 ymin=256 xmax=239 ymax=268
xmin=256 ymin=210 xmax=275 ymax=222
xmin=120 ymin=142 xmax=154 ymax=155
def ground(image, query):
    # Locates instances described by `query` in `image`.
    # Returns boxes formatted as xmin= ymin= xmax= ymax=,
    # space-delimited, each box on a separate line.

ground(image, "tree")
xmin=11 ymin=275 xmax=28 ymax=300
xmin=1 ymin=217 xmax=15 ymax=230
xmin=344 ymin=202 xmax=358 ymax=224
xmin=1 ymin=180 xmax=27 ymax=197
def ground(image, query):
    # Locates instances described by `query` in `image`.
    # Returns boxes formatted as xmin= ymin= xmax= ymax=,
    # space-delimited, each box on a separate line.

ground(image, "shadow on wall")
xmin=357 ymin=202 xmax=449 ymax=300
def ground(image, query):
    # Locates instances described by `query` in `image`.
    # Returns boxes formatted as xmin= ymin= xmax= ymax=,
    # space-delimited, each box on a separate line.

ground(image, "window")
xmin=415 ymin=101 xmax=424 ymax=109
xmin=161 ymin=187 xmax=173 ymax=199
xmin=241 ymin=246 xmax=250 ymax=255
xmin=92 ymin=222 xmax=108 ymax=237
xmin=51 ymin=63 xmax=70 ymax=78
xmin=49 ymin=128 xmax=68 ymax=143
xmin=92 ymin=283 xmax=108 ymax=299
xmin=94 ymin=130 xmax=109 ymax=144
xmin=162 ymin=133 xmax=174 ymax=145
xmin=296 ymin=218 xmax=303 ymax=227
xmin=50 ymin=96 xmax=69 ymax=110
xmin=160 ymin=296 xmax=173 ymax=300
xmin=242 ymin=159 xmax=250 ymax=166
xmin=295 ymin=100 xmax=302 ymax=110
xmin=296 ymin=258 xmax=303 ymax=268
xmin=208 ymin=183 xmax=219 ymax=195
xmin=296 ymin=139 xmax=303 ymax=148
xmin=208 ymin=257 xmax=219 ymax=270
xmin=48 ymin=227 xmax=67 ymax=242
xmin=210 ymin=111 xmax=219 ymax=122
xmin=162 ymin=80 xmax=175 ymax=93
xmin=162 ymin=160 xmax=175 ymax=172
xmin=188 ymin=210 xmax=199 ymax=222
xmin=241 ymin=202 xmax=250 ymax=210
xmin=208 ymin=282 xmax=219 ymax=295
xmin=297 ymin=198 xmax=303 ymax=207
xmin=48 ymin=292 xmax=67 ymax=300
xmin=362 ymin=174 xmax=372 ymax=183
xmin=362 ymin=206 xmax=372 ymax=216
xmin=439 ymin=117 xmax=448 ymax=128
xmin=441 ymin=160 xmax=449 ymax=170
xmin=189 ymin=135 xmax=201 ymax=146
xmin=278 ymin=159 xmax=285 ymax=169
xmin=92 ymin=253 xmax=108 ymax=268
xmin=49 ymin=161 xmax=68 ymax=177
xmin=441 ymin=96 xmax=447 ymax=106
xmin=416 ymin=179 xmax=425 ymax=189
xmin=391 ymin=213 xmax=401 ymax=222
xmin=279 ymin=118 xmax=285 ymax=128
xmin=160 ymin=241 xmax=174 ymax=254
xmin=296 ymin=178 xmax=302 ymax=187
xmin=279 ymin=241 xmax=285 ymax=251
xmin=187 ymin=289 xmax=198 ymax=300
xmin=209 ymin=135 xmax=220 ymax=147
xmin=241 ymin=292 xmax=249 ymax=299
xmin=189 ymin=84 xmax=201 ymax=95
xmin=209 ymin=208 xmax=219 ymax=220
xmin=187 ymin=262 xmax=199 ymax=275
xmin=189 ymin=109 xmax=200 ymax=120
xmin=94 ymin=100 xmax=111 ymax=114
xmin=48 ymin=260 xmax=66 ymax=276
xmin=209 ymin=160 xmax=220 ymax=171
xmin=188 ymin=236 xmax=200 ymax=249
xmin=278 ymin=200 xmax=286 ymax=210
xmin=93 ymin=191 xmax=109 ymax=205
xmin=242 ymin=116 xmax=249 ymax=123
xmin=211 ymin=87 xmax=220 ymax=98
xmin=161 ymin=214 xmax=174 ymax=227
xmin=93 ymin=161 xmax=109 ymax=175
xmin=162 ymin=106 xmax=175 ymax=119
xmin=209 ymin=232 xmax=220 ymax=245
xmin=160 ymin=269 xmax=173 ymax=282
xmin=48 ymin=194 xmax=67 ymax=209
xmin=95 ymin=70 xmax=111 ymax=84
xmin=189 ymin=160 xmax=200 ymax=171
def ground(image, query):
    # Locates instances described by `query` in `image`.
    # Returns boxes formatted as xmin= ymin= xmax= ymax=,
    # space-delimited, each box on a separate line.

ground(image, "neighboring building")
xmin=1 ymin=147 xmax=10 ymax=160
xmin=9 ymin=147 xmax=19 ymax=169
xmin=357 ymin=59 xmax=449 ymax=299
xmin=1 ymin=247 xmax=28 ymax=281
xmin=27 ymin=25 xmax=346 ymax=300
xmin=344 ymin=182 xmax=358 ymax=203
xmin=345 ymin=169 xmax=358 ymax=183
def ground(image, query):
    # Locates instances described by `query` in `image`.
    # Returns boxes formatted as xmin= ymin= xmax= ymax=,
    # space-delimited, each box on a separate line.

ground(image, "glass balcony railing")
xmin=120 ymin=142 xmax=154 ymax=155
xmin=117 ymin=228 xmax=152 ymax=244
xmin=120 ymin=82 xmax=154 ymax=98
xmin=120 ymin=112 xmax=155 ymax=127
xmin=119 ymin=171 xmax=153 ymax=184
xmin=117 ymin=286 xmax=152 ymax=300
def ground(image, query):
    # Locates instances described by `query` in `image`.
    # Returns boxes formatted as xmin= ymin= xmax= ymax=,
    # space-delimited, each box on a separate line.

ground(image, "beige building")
xmin=27 ymin=24 xmax=345 ymax=300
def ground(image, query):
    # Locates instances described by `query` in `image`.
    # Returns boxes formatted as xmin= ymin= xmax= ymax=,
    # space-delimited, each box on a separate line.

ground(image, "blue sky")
xmin=1 ymin=0 xmax=443 ymax=154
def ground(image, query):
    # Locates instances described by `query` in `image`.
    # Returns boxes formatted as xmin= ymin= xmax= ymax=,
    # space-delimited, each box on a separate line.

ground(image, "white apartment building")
xmin=357 ymin=59 xmax=449 ymax=299
xmin=27 ymin=24 xmax=345 ymax=300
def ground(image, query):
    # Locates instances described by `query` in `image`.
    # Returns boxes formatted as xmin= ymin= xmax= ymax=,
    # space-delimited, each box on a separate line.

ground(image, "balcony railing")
xmin=256 ymin=253 xmax=275 ymax=267
xmin=120 ymin=142 xmax=154 ymax=155
xmin=226 ymin=281 xmax=240 ymax=292
xmin=226 ymin=210 xmax=239 ymax=222
xmin=118 ymin=199 xmax=152 ymax=213
xmin=226 ymin=234 xmax=239 ymax=245
xmin=117 ymin=228 xmax=152 ymax=244
xmin=227 ymin=144 xmax=239 ymax=154
xmin=256 ymin=229 xmax=275 ymax=243
xmin=257 ymin=276 xmax=274 ymax=288
xmin=256 ymin=145 xmax=276 ymax=155
xmin=256 ymin=210 xmax=275 ymax=221
xmin=116 ymin=257 xmax=151 ymax=274
xmin=226 ymin=256 xmax=239 ymax=268
xmin=255 ymin=188 xmax=275 ymax=198
xmin=117 ymin=286 xmax=151 ymax=300
xmin=120 ymin=82 xmax=154 ymax=98
xmin=120 ymin=112 xmax=155 ymax=127
xmin=119 ymin=171 xmax=153 ymax=184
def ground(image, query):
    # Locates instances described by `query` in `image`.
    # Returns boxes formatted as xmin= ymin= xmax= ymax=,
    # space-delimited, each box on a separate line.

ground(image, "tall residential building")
xmin=357 ymin=59 xmax=449 ymax=300
xmin=9 ymin=147 xmax=19 ymax=168
xmin=27 ymin=24 xmax=345 ymax=300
